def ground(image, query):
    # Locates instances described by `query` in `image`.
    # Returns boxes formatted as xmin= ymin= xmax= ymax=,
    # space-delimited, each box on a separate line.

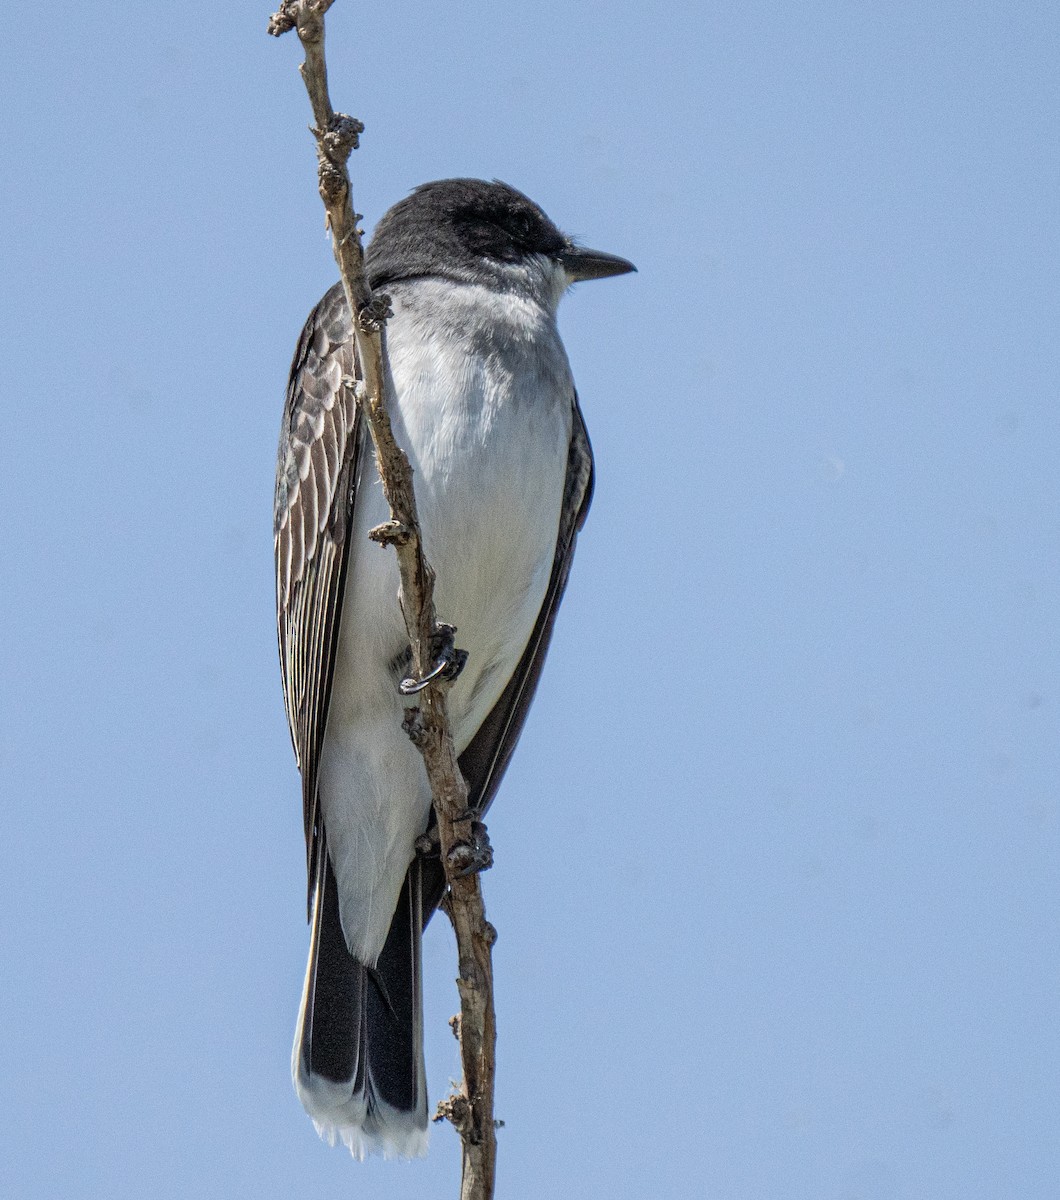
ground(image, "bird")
xmin=274 ymin=178 xmax=634 ymax=1159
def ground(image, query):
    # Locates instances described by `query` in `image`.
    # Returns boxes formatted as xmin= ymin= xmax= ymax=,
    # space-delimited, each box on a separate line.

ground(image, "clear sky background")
xmin=2 ymin=2 xmax=1058 ymax=1197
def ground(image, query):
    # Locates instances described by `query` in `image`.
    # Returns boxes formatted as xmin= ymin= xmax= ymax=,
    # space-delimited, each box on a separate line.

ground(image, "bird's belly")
xmin=417 ymin=424 xmax=569 ymax=739
xmin=319 ymin=331 xmax=573 ymax=963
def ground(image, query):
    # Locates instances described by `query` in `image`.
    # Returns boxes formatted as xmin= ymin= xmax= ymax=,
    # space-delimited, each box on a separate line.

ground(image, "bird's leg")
xmin=398 ymin=622 xmax=468 ymax=695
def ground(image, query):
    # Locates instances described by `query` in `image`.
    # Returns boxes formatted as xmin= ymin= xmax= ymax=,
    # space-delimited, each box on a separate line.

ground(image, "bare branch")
xmin=270 ymin=5 xmax=498 ymax=1196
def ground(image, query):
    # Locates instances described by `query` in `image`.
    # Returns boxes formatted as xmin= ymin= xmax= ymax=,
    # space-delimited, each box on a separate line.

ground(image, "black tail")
xmin=293 ymin=840 xmax=427 ymax=1158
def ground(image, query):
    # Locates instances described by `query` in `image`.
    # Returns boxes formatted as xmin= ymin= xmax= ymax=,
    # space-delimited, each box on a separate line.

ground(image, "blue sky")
xmin=2 ymin=2 xmax=1058 ymax=1197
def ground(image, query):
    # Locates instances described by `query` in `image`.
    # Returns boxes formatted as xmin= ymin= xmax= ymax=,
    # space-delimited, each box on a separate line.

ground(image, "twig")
xmin=268 ymin=4 xmax=498 ymax=1197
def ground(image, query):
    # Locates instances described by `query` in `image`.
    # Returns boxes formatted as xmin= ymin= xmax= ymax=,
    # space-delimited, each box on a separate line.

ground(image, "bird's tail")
xmin=292 ymin=840 xmax=428 ymax=1159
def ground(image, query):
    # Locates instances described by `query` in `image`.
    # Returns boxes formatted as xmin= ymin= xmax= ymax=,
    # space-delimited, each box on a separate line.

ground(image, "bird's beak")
xmin=558 ymin=244 xmax=637 ymax=282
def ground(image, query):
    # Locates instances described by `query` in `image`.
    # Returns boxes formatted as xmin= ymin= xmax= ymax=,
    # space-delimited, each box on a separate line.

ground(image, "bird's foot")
xmin=399 ymin=623 xmax=468 ymax=695
xmin=447 ymin=819 xmax=493 ymax=878
xmin=416 ymin=813 xmax=492 ymax=878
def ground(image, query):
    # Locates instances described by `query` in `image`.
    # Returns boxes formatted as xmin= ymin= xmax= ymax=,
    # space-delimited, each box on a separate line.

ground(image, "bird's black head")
xmin=366 ymin=178 xmax=635 ymax=294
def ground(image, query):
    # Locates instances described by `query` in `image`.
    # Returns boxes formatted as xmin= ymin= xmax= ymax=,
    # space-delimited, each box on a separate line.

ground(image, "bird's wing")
xmin=456 ymin=393 xmax=594 ymax=814
xmin=275 ymin=283 xmax=363 ymax=907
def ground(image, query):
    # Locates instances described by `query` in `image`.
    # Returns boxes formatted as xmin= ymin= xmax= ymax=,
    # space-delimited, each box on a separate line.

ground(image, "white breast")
xmin=320 ymin=276 xmax=575 ymax=963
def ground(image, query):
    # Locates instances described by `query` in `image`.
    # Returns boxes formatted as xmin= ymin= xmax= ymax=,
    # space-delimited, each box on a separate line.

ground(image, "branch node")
xmin=369 ymin=519 xmax=412 ymax=547
xmin=415 ymin=829 xmax=440 ymax=856
xmin=314 ymin=112 xmax=364 ymax=161
xmin=317 ymin=157 xmax=347 ymax=206
xmin=266 ymin=2 xmax=297 ymax=36
xmin=357 ymin=293 xmax=392 ymax=332
xmin=401 ymin=706 xmax=427 ymax=746
xmin=340 ymin=374 xmax=368 ymax=401
xmin=434 ymin=1093 xmax=474 ymax=1136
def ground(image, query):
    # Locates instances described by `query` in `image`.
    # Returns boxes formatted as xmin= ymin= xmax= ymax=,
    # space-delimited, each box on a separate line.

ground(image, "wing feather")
xmin=275 ymin=283 xmax=361 ymax=907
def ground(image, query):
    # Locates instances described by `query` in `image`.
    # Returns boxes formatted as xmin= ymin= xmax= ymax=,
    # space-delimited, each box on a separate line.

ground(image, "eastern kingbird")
xmin=274 ymin=178 xmax=634 ymax=1158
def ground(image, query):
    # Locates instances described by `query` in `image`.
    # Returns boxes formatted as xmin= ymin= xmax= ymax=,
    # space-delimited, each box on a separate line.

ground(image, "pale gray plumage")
xmin=274 ymin=178 xmax=633 ymax=1158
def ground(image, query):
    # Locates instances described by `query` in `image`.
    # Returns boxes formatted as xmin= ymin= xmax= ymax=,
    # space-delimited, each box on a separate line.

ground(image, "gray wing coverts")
xmin=275 ymin=283 xmax=361 ymax=894
xmin=274 ymin=282 xmax=594 ymax=916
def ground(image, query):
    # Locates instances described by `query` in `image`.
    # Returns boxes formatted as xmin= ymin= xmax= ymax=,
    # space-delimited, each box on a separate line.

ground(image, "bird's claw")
xmin=399 ymin=623 xmax=468 ymax=695
xmin=446 ymin=820 xmax=493 ymax=878
xmin=416 ymin=816 xmax=492 ymax=878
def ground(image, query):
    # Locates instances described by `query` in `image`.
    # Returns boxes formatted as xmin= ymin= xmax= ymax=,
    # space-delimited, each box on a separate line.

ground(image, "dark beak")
xmin=558 ymin=244 xmax=637 ymax=282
